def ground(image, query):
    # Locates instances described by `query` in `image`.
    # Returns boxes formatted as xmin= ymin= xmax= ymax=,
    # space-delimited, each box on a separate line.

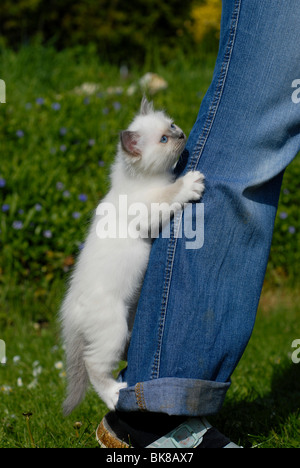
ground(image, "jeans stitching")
xmin=150 ymin=0 xmax=242 ymax=381
xmin=188 ymin=0 xmax=242 ymax=171
xmin=151 ymin=212 xmax=183 ymax=379
xmin=135 ymin=382 xmax=147 ymax=411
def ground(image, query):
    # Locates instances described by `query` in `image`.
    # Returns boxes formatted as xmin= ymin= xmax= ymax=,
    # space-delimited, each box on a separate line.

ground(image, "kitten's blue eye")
xmin=160 ymin=135 xmax=168 ymax=143
xmin=171 ymin=123 xmax=176 ymax=129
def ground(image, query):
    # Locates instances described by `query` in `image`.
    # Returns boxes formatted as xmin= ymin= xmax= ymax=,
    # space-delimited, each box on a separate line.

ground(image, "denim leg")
xmin=117 ymin=0 xmax=300 ymax=416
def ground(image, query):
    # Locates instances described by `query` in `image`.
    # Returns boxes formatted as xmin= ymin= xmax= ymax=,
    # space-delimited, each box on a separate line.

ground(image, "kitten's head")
xmin=119 ymin=97 xmax=186 ymax=175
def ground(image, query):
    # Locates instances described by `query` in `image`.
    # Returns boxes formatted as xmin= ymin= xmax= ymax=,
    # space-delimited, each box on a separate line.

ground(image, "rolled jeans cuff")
xmin=116 ymin=377 xmax=230 ymax=417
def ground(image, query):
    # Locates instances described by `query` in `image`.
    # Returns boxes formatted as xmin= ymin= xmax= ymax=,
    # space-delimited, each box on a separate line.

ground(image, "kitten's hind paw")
xmin=103 ymin=381 xmax=128 ymax=410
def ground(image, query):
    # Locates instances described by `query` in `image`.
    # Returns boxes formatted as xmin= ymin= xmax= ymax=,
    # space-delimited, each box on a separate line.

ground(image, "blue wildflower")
xmin=16 ymin=130 xmax=24 ymax=138
xmin=279 ymin=212 xmax=288 ymax=219
xmin=72 ymin=212 xmax=81 ymax=219
xmin=12 ymin=221 xmax=23 ymax=230
xmin=52 ymin=103 xmax=61 ymax=111
xmin=60 ymin=145 xmax=67 ymax=152
xmin=63 ymin=190 xmax=70 ymax=198
xmin=60 ymin=127 xmax=67 ymax=136
xmin=43 ymin=230 xmax=53 ymax=239
xmin=36 ymin=98 xmax=44 ymax=105
xmin=2 ymin=204 xmax=10 ymax=212
xmin=0 ymin=178 xmax=6 ymax=188
xmin=56 ymin=182 xmax=65 ymax=191
xmin=35 ymin=204 xmax=42 ymax=211
xmin=88 ymin=139 xmax=96 ymax=147
xmin=78 ymin=194 xmax=88 ymax=202
xmin=113 ymin=102 xmax=122 ymax=111
xmin=288 ymin=226 xmax=296 ymax=234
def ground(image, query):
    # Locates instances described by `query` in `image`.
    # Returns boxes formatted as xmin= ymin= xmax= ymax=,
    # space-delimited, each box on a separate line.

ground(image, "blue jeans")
xmin=117 ymin=0 xmax=300 ymax=416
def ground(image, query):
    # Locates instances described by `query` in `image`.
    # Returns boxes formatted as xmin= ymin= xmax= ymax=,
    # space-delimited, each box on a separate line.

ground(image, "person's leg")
xmin=117 ymin=0 xmax=300 ymax=416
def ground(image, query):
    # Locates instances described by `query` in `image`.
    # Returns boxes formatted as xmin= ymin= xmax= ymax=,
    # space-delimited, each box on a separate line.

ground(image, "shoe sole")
xmin=96 ymin=418 xmax=130 ymax=448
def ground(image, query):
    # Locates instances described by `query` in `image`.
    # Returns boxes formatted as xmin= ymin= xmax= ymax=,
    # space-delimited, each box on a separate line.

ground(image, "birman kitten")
xmin=61 ymin=97 xmax=205 ymax=415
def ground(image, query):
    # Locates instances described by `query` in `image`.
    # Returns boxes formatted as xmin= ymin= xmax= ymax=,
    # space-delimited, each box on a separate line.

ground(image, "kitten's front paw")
xmin=103 ymin=381 xmax=128 ymax=410
xmin=177 ymin=171 xmax=205 ymax=204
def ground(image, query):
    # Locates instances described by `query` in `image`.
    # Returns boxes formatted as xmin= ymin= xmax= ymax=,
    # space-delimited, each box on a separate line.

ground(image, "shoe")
xmin=96 ymin=411 xmax=242 ymax=448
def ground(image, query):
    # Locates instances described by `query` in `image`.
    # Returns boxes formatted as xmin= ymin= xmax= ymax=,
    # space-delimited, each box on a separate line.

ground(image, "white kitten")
xmin=61 ymin=97 xmax=205 ymax=415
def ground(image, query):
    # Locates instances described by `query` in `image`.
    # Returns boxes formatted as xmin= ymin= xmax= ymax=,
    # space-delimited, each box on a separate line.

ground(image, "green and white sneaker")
xmin=97 ymin=411 xmax=242 ymax=449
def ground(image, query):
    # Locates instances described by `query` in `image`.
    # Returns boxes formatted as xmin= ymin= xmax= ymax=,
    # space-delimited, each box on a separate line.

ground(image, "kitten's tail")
xmin=63 ymin=331 xmax=89 ymax=416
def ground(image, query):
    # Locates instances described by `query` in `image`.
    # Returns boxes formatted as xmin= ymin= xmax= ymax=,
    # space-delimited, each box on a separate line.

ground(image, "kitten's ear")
xmin=140 ymin=95 xmax=154 ymax=115
xmin=120 ymin=131 xmax=142 ymax=158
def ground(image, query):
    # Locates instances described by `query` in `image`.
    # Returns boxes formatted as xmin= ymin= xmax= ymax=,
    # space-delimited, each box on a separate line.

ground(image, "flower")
xmin=17 ymin=377 xmax=23 ymax=387
xmin=35 ymin=203 xmax=42 ymax=211
xmin=78 ymin=194 xmax=88 ymax=202
xmin=279 ymin=212 xmax=288 ymax=219
xmin=16 ymin=130 xmax=24 ymax=138
xmin=88 ymin=139 xmax=96 ymax=147
xmin=52 ymin=102 xmax=61 ymax=111
xmin=0 ymin=178 xmax=6 ymax=188
xmin=56 ymin=182 xmax=65 ymax=191
xmin=27 ymin=379 xmax=38 ymax=389
xmin=72 ymin=212 xmax=81 ymax=219
xmin=36 ymin=97 xmax=44 ymax=105
xmin=98 ymin=160 xmax=105 ymax=167
xmin=54 ymin=361 xmax=64 ymax=370
xmin=33 ymin=365 xmax=42 ymax=377
xmin=288 ymin=226 xmax=296 ymax=234
xmin=60 ymin=145 xmax=67 ymax=152
xmin=0 ymin=385 xmax=12 ymax=394
xmin=60 ymin=127 xmax=67 ymax=136
xmin=12 ymin=221 xmax=23 ymax=230
xmin=43 ymin=230 xmax=53 ymax=239
xmin=2 ymin=204 xmax=10 ymax=212
xmin=63 ymin=190 xmax=70 ymax=198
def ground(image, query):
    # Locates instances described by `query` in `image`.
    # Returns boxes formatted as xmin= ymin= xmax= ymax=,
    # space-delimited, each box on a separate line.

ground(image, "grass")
xmin=0 ymin=44 xmax=299 ymax=448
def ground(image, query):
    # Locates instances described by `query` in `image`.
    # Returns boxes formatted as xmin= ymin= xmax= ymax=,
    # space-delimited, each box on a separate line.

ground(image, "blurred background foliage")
xmin=0 ymin=0 xmax=222 ymax=63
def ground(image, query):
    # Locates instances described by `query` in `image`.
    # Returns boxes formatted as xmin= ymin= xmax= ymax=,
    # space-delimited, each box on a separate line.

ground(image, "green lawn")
xmin=0 ymin=45 xmax=299 ymax=448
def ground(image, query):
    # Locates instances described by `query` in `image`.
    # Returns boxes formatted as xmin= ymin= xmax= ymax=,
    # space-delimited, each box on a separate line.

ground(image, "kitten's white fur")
xmin=61 ymin=97 xmax=205 ymax=415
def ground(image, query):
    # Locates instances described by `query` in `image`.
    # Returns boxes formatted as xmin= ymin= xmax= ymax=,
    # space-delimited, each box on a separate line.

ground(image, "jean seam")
xmin=135 ymin=382 xmax=147 ymax=411
xmin=151 ymin=213 xmax=183 ymax=379
xmin=150 ymin=0 xmax=242 ymax=382
xmin=188 ymin=0 xmax=242 ymax=171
